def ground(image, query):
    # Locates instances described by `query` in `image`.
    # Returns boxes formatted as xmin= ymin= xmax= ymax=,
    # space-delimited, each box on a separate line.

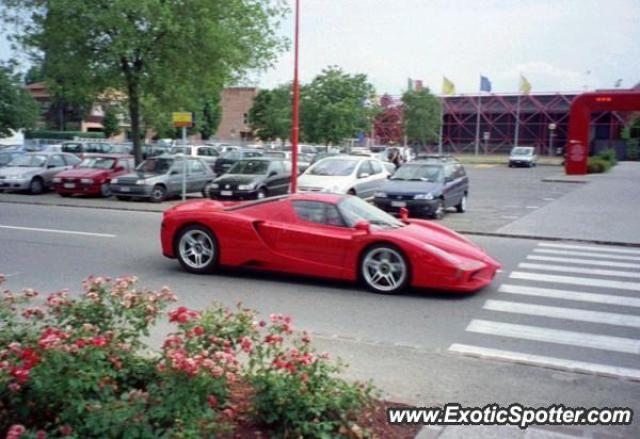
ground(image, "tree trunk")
xmin=127 ymin=80 xmax=142 ymax=165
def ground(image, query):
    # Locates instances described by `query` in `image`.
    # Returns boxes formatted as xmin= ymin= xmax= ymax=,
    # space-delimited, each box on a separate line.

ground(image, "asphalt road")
xmin=1 ymin=203 xmax=638 ymax=437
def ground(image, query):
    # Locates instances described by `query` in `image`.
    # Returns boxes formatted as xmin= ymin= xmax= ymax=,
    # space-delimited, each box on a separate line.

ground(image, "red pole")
xmin=290 ymin=0 xmax=300 ymax=193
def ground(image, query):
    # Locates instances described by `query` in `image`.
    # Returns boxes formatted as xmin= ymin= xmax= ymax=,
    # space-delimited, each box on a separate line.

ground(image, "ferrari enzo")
xmin=160 ymin=194 xmax=501 ymax=294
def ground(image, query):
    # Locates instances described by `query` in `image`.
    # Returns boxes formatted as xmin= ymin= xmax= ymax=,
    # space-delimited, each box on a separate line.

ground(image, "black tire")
xmin=201 ymin=185 xmax=211 ymax=199
xmin=174 ymin=225 xmax=219 ymax=274
xmin=256 ymin=188 xmax=268 ymax=199
xmin=456 ymin=194 xmax=467 ymax=213
xmin=347 ymin=189 xmax=356 ymax=196
xmin=150 ymin=184 xmax=167 ymax=203
xmin=508 ymin=163 xmax=513 ymax=168
xmin=100 ymin=182 xmax=111 ymax=197
xmin=359 ymin=244 xmax=410 ymax=294
xmin=431 ymin=199 xmax=445 ymax=220
xmin=29 ymin=177 xmax=44 ymax=195
xmin=116 ymin=196 xmax=131 ymax=201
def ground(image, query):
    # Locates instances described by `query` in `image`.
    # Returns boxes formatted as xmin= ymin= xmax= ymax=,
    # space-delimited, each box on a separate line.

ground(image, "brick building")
xmin=215 ymin=87 xmax=258 ymax=142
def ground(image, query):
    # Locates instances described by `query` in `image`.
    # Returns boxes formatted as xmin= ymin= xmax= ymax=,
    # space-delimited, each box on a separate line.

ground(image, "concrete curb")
xmin=0 ymin=198 xmax=169 ymax=213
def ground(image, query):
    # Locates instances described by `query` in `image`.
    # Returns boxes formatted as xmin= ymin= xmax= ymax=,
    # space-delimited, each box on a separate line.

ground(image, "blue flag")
xmin=480 ymin=75 xmax=492 ymax=92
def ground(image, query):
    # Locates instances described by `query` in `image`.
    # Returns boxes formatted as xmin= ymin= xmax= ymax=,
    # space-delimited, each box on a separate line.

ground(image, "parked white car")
xmin=169 ymin=145 xmax=220 ymax=170
xmin=509 ymin=146 xmax=537 ymax=167
xmin=298 ymin=155 xmax=390 ymax=198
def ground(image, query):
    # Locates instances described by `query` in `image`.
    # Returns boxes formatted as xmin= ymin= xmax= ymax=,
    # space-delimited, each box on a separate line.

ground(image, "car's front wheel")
xmin=150 ymin=184 xmax=167 ymax=203
xmin=456 ymin=194 xmax=467 ymax=213
xmin=257 ymin=188 xmax=267 ymax=199
xmin=100 ymin=182 xmax=111 ymax=197
xmin=175 ymin=225 xmax=219 ymax=273
xmin=431 ymin=199 xmax=445 ymax=219
xmin=29 ymin=177 xmax=44 ymax=195
xmin=360 ymin=244 xmax=409 ymax=294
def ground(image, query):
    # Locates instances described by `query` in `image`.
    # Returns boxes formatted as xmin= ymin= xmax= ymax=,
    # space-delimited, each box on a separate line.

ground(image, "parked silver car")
xmin=110 ymin=155 xmax=214 ymax=202
xmin=0 ymin=152 xmax=80 ymax=194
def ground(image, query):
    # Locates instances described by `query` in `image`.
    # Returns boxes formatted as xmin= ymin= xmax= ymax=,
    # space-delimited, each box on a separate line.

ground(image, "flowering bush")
xmin=0 ymin=275 xmax=373 ymax=438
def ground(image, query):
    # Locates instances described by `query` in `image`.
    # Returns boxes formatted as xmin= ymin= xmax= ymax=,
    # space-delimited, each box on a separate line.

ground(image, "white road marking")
xmin=518 ymin=262 xmax=640 ymax=279
xmin=541 ymin=198 xmax=555 ymax=201
xmin=449 ymin=344 xmax=640 ymax=380
xmin=510 ymin=271 xmax=640 ymax=291
xmin=498 ymin=284 xmax=640 ymax=308
xmin=534 ymin=248 xmax=640 ymax=261
xmin=526 ymin=255 xmax=640 ymax=269
xmin=0 ymin=225 xmax=115 ymax=238
xmin=466 ymin=320 xmax=640 ymax=354
xmin=538 ymin=242 xmax=640 ymax=255
xmin=483 ymin=299 xmax=640 ymax=328
xmin=526 ymin=206 xmax=540 ymax=209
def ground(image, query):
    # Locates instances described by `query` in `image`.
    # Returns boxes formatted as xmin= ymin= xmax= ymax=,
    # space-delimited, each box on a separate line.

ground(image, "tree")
xmin=2 ymin=0 xmax=287 ymax=163
xmin=300 ymin=66 xmax=376 ymax=145
xmin=402 ymin=88 xmax=442 ymax=148
xmin=102 ymin=107 xmax=121 ymax=138
xmin=249 ymin=84 xmax=291 ymax=143
xmin=0 ymin=63 xmax=39 ymax=137
xmin=199 ymin=96 xmax=222 ymax=140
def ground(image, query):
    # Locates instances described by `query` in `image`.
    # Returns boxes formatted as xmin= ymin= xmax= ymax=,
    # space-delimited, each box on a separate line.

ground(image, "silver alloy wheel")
xmin=151 ymin=185 xmax=166 ymax=202
xmin=257 ymin=189 xmax=266 ymax=199
xmin=362 ymin=247 xmax=407 ymax=293
xmin=179 ymin=230 xmax=215 ymax=270
xmin=30 ymin=178 xmax=43 ymax=194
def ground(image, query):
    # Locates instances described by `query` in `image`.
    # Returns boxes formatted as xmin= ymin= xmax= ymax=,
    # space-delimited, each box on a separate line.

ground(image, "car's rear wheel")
xmin=431 ymin=199 xmax=445 ymax=219
xmin=150 ymin=184 xmax=167 ymax=203
xmin=29 ymin=177 xmax=44 ymax=195
xmin=100 ymin=182 xmax=111 ymax=197
xmin=456 ymin=194 xmax=467 ymax=213
xmin=175 ymin=225 xmax=219 ymax=273
xmin=360 ymin=244 xmax=409 ymax=294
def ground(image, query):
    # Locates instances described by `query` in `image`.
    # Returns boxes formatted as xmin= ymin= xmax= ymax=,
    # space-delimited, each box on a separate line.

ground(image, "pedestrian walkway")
xmin=449 ymin=241 xmax=640 ymax=381
xmin=497 ymin=162 xmax=640 ymax=244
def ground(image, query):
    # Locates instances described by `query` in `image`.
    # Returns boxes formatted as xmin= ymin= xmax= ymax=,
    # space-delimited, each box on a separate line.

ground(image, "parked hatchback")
xmin=509 ymin=146 xmax=537 ymax=167
xmin=110 ymin=155 xmax=214 ymax=202
xmin=207 ymin=158 xmax=291 ymax=200
xmin=0 ymin=152 xmax=80 ymax=194
xmin=373 ymin=158 xmax=469 ymax=219
xmin=52 ymin=154 xmax=135 ymax=197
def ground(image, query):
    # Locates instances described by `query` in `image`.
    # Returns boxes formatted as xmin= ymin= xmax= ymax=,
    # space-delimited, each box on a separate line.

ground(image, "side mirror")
xmin=445 ymin=176 xmax=453 ymax=183
xmin=170 ymin=170 xmax=180 ymax=175
xmin=47 ymin=164 xmax=57 ymax=168
xmin=354 ymin=220 xmax=371 ymax=233
xmin=114 ymin=166 xmax=124 ymax=172
xmin=268 ymin=171 xmax=277 ymax=177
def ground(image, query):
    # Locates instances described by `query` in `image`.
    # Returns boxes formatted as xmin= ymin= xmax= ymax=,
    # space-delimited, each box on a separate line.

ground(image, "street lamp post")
xmin=290 ymin=0 xmax=300 ymax=193
xmin=548 ymin=123 xmax=556 ymax=157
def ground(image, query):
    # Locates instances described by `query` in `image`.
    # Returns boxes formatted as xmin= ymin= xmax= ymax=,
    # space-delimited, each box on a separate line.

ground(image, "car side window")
xmin=63 ymin=154 xmax=80 ymax=166
xmin=358 ymin=161 xmax=373 ymax=177
xmin=292 ymin=201 xmax=346 ymax=227
xmin=370 ymin=160 xmax=383 ymax=174
xmin=444 ymin=165 xmax=455 ymax=180
xmin=189 ymin=160 xmax=206 ymax=174
xmin=270 ymin=161 xmax=284 ymax=175
xmin=48 ymin=155 xmax=66 ymax=167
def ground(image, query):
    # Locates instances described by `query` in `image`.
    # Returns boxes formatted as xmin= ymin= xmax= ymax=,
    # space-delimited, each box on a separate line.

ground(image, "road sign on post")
xmin=172 ymin=112 xmax=192 ymax=201
xmin=172 ymin=112 xmax=193 ymax=128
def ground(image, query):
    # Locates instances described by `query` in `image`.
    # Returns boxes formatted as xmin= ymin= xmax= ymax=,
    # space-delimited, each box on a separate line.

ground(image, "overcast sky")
xmin=2 ymin=0 xmax=638 ymax=96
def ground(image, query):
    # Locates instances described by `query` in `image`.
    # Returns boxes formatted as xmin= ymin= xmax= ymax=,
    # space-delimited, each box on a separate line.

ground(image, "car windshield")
xmin=78 ymin=157 xmax=116 ymax=169
xmin=338 ymin=196 xmax=404 ymax=229
xmin=308 ymin=158 xmax=358 ymax=176
xmin=136 ymin=158 xmax=174 ymax=174
xmin=9 ymin=155 xmax=47 ymax=167
xmin=391 ymin=164 xmax=443 ymax=182
xmin=228 ymin=160 xmax=269 ymax=175
xmin=62 ymin=143 xmax=83 ymax=153
xmin=264 ymin=151 xmax=286 ymax=159
xmin=512 ymin=148 xmax=533 ymax=156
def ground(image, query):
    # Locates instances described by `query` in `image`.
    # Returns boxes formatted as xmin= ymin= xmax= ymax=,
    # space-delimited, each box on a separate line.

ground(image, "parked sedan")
xmin=52 ymin=154 xmax=135 ymax=197
xmin=0 ymin=152 xmax=80 ymax=194
xmin=110 ymin=155 xmax=214 ymax=202
xmin=207 ymin=158 xmax=291 ymax=200
xmin=0 ymin=150 xmax=23 ymax=168
xmin=160 ymin=194 xmax=501 ymax=294
xmin=373 ymin=159 xmax=469 ymax=219
xmin=297 ymin=156 xmax=389 ymax=198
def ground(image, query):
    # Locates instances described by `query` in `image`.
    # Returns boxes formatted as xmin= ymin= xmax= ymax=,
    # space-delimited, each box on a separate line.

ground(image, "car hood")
xmin=382 ymin=180 xmax=442 ymax=194
xmin=0 ymin=166 xmax=41 ymax=177
xmin=215 ymin=174 xmax=263 ymax=185
xmin=55 ymin=168 xmax=110 ymax=179
xmin=118 ymin=171 xmax=165 ymax=180
xmin=298 ymin=174 xmax=352 ymax=188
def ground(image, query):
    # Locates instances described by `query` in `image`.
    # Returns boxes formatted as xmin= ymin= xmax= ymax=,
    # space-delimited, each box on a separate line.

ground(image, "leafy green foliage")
xmin=249 ymin=84 xmax=292 ymax=143
xmin=24 ymin=130 xmax=105 ymax=140
xmin=0 ymin=63 xmax=39 ymax=137
xmin=587 ymin=157 xmax=612 ymax=173
xmin=597 ymin=148 xmax=617 ymax=166
xmin=621 ymin=119 xmax=640 ymax=161
xmin=199 ymin=96 xmax=222 ymax=140
xmin=102 ymin=107 xmax=121 ymax=138
xmin=300 ymin=66 xmax=377 ymax=145
xmin=2 ymin=0 xmax=288 ymax=162
xmin=402 ymin=88 xmax=442 ymax=147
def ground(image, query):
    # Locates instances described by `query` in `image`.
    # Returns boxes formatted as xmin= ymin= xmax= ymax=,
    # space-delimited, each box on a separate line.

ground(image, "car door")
xmin=267 ymin=161 xmax=289 ymax=195
xmin=187 ymin=159 xmax=208 ymax=192
xmin=352 ymin=160 xmax=373 ymax=197
xmin=167 ymin=159 xmax=185 ymax=195
xmin=274 ymin=200 xmax=353 ymax=276
xmin=43 ymin=154 xmax=69 ymax=186
xmin=366 ymin=160 xmax=388 ymax=193
xmin=442 ymin=164 xmax=457 ymax=207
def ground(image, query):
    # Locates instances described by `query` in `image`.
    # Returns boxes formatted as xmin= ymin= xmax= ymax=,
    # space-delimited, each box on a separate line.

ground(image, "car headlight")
xmin=7 ymin=175 xmax=24 ymax=180
xmin=209 ymin=183 xmax=219 ymax=189
xmin=80 ymin=178 xmax=93 ymax=184
xmin=238 ymin=183 xmax=255 ymax=191
xmin=374 ymin=192 xmax=387 ymax=198
xmin=414 ymin=193 xmax=434 ymax=200
xmin=53 ymin=177 xmax=62 ymax=183
xmin=136 ymin=179 xmax=145 ymax=185
xmin=111 ymin=178 xmax=118 ymax=184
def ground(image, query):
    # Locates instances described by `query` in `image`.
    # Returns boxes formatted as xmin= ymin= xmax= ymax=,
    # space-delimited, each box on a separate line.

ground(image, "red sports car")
xmin=160 ymin=194 xmax=501 ymax=294
xmin=52 ymin=154 xmax=134 ymax=197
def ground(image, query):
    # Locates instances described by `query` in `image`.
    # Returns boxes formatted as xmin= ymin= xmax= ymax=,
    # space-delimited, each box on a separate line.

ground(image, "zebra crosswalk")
xmin=449 ymin=242 xmax=640 ymax=380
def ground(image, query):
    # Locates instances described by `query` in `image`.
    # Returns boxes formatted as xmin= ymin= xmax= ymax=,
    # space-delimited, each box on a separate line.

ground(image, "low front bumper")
xmin=509 ymin=159 xmax=533 ymax=166
xmin=209 ymin=189 xmax=260 ymax=201
xmin=53 ymin=183 xmax=101 ymax=196
xmin=0 ymin=179 xmax=30 ymax=191
xmin=373 ymin=197 xmax=440 ymax=216
xmin=111 ymin=184 xmax=154 ymax=197
xmin=412 ymin=255 xmax=501 ymax=293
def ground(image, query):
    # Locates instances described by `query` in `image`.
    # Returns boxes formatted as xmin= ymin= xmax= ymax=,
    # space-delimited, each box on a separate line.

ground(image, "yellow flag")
xmin=519 ymin=74 xmax=532 ymax=94
xmin=442 ymin=77 xmax=456 ymax=95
